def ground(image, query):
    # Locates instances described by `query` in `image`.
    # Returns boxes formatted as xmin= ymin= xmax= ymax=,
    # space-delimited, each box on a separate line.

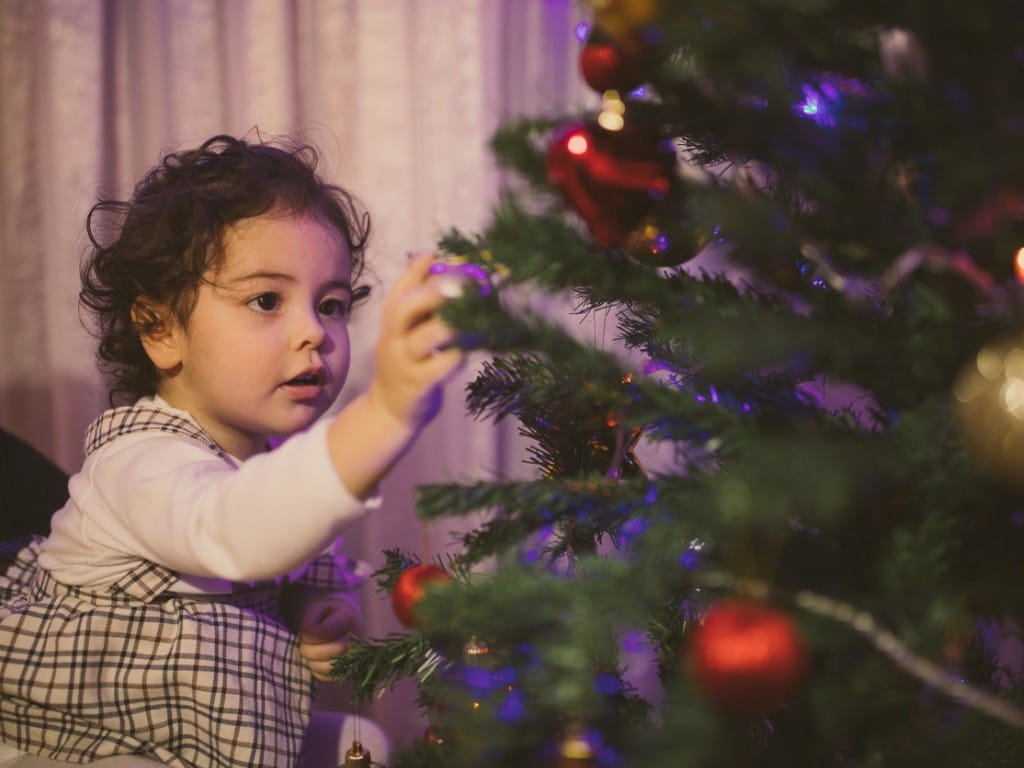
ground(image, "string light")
xmin=567 ymin=133 xmax=589 ymax=155
xmin=597 ymin=89 xmax=626 ymax=132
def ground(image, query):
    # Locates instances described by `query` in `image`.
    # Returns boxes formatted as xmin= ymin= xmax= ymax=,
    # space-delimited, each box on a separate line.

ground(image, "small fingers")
xmin=406 ymin=317 xmax=459 ymax=359
xmin=391 ymin=251 xmax=437 ymax=294
xmin=307 ymin=657 xmax=340 ymax=682
xmin=384 ymin=282 xmax=447 ymax=337
xmin=424 ymin=346 xmax=467 ymax=384
xmin=301 ymin=637 xmax=349 ymax=662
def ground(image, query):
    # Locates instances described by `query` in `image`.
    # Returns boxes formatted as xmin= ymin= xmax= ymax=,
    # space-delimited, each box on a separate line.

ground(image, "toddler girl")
xmin=0 ymin=134 xmax=464 ymax=767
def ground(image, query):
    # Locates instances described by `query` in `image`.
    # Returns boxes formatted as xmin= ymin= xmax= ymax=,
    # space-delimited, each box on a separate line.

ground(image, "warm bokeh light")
xmin=597 ymin=111 xmax=625 ymax=131
xmin=567 ymin=133 xmax=589 ymax=155
xmin=953 ymin=335 xmax=1024 ymax=484
xmin=602 ymin=90 xmax=625 ymax=114
xmin=1014 ymin=246 xmax=1024 ymax=283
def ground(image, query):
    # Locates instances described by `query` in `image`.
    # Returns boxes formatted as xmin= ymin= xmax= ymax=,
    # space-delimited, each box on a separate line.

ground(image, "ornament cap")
xmin=343 ymin=740 xmax=372 ymax=768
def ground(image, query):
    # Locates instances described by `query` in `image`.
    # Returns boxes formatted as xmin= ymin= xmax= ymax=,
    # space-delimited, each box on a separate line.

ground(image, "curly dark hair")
xmin=81 ymin=134 xmax=372 ymax=406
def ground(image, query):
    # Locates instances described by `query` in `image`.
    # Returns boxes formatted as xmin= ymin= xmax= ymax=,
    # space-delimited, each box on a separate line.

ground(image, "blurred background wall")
xmin=0 ymin=0 xmax=594 ymax=749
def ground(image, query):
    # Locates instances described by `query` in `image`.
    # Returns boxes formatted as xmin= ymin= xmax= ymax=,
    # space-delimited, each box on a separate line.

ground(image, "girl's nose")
xmin=297 ymin=307 xmax=327 ymax=350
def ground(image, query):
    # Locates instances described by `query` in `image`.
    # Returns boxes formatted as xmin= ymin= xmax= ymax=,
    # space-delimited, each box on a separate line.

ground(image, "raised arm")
xmin=326 ymin=252 xmax=465 ymax=499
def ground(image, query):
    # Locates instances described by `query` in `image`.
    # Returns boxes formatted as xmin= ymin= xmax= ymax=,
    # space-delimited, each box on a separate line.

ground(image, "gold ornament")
xmin=557 ymin=725 xmax=595 ymax=767
xmin=953 ymin=335 xmax=1024 ymax=483
xmin=464 ymin=636 xmax=491 ymax=665
xmin=343 ymin=740 xmax=372 ymax=768
xmin=589 ymin=0 xmax=660 ymax=43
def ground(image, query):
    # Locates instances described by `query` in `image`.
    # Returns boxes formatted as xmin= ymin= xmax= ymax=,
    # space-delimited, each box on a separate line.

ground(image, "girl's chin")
xmin=268 ymin=410 xmax=329 ymax=440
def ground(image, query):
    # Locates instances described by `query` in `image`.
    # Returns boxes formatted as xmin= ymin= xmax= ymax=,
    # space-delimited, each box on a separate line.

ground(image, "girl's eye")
xmin=319 ymin=298 xmax=349 ymax=317
xmin=250 ymin=292 xmax=281 ymax=312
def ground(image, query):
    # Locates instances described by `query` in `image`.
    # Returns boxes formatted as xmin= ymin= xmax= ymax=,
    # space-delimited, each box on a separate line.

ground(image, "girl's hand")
xmin=296 ymin=596 xmax=359 ymax=681
xmin=368 ymin=252 xmax=466 ymax=431
xmin=325 ymin=252 xmax=467 ymax=499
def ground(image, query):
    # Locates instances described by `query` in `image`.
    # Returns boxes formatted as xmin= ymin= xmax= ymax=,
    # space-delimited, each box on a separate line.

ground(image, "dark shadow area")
xmin=0 ymin=427 xmax=69 ymax=541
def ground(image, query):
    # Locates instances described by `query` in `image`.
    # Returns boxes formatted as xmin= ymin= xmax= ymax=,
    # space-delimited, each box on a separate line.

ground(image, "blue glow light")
xmin=597 ymin=745 xmax=623 ymax=767
xmin=679 ymin=548 xmax=701 ymax=570
xmin=498 ymin=689 xmax=525 ymax=722
xmin=795 ymin=85 xmax=835 ymax=126
xmin=575 ymin=22 xmax=590 ymax=42
xmin=594 ymin=673 xmax=621 ymax=695
xmin=622 ymin=517 xmax=648 ymax=537
xmin=462 ymin=666 xmax=495 ymax=691
xmin=623 ymin=631 xmax=646 ymax=653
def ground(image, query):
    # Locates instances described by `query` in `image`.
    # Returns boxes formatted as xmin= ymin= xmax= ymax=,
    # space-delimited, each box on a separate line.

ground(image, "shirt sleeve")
xmin=65 ymin=419 xmax=373 ymax=582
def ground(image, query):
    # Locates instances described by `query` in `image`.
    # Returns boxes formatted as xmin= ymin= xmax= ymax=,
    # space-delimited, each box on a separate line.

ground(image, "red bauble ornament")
xmin=686 ymin=599 xmax=807 ymax=716
xmin=392 ymin=564 xmax=451 ymax=628
xmin=546 ymin=121 xmax=674 ymax=247
xmin=580 ymin=41 xmax=641 ymax=94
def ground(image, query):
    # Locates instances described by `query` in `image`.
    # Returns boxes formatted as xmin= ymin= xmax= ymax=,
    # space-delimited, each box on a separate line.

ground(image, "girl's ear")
xmin=132 ymin=298 xmax=182 ymax=372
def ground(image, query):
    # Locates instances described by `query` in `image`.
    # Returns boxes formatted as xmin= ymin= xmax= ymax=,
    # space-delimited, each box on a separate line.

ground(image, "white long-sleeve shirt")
xmin=38 ymin=396 xmax=375 ymax=593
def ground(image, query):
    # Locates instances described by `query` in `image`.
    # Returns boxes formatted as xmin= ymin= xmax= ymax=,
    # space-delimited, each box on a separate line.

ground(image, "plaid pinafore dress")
xmin=0 ymin=404 xmax=366 ymax=767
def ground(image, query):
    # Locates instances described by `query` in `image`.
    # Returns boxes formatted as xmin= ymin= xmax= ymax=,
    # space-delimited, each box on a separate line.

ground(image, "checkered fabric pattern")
xmin=0 ymin=404 xmax=366 ymax=767
xmin=84 ymin=405 xmax=227 ymax=459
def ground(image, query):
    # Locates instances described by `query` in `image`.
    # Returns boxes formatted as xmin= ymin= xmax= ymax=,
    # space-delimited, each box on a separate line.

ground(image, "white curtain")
xmin=0 ymin=0 xmax=594 ymax=747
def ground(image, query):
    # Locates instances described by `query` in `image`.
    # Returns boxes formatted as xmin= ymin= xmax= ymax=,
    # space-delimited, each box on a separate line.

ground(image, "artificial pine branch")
xmin=330 ymin=632 xmax=435 ymax=705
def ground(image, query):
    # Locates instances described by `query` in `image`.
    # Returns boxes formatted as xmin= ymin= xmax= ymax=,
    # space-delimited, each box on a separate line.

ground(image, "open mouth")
xmin=285 ymin=371 xmax=321 ymax=387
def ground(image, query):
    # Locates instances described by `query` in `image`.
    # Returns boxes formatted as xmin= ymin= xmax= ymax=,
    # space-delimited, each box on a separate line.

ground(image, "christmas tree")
xmin=334 ymin=1 xmax=1024 ymax=764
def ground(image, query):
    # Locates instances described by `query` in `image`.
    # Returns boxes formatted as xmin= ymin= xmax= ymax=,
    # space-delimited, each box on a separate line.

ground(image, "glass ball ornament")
xmin=624 ymin=216 xmax=711 ymax=267
xmin=588 ymin=0 xmax=661 ymax=43
xmin=580 ymin=38 xmax=642 ymax=94
xmin=429 ymin=258 xmax=495 ymax=298
xmin=686 ymin=599 xmax=807 ymax=716
xmin=546 ymin=120 xmax=675 ymax=247
xmin=952 ymin=335 xmax=1024 ymax=484
xmin=391 ymin=564 xmax=452 ymax=628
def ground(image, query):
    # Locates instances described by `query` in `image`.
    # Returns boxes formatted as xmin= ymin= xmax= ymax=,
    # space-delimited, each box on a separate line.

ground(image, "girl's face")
xmin=156 ymin=213 xmax=354 ymax=459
